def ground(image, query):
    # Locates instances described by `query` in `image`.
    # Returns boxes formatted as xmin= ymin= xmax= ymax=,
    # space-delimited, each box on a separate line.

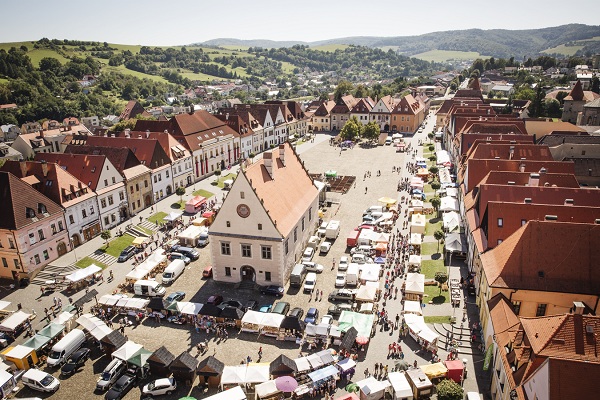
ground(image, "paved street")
xmin=3 ymin=113 xmax=488 ymax=399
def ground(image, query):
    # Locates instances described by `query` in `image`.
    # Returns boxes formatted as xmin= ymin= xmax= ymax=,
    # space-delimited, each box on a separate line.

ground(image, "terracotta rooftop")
xmin=531 ymin=358 xmax=600 ymax=400
xmin=243 ymin=143 xmax=318 ymax=237
xmin=313 ymin=101 xmax=337 ymax=117
xmin=481 ymin=220 xmax=600 ymax=295
xmin=524 ymin=120 xmax=586 ymax=137
xmin=64 ymin=145 xmax=140 ymax=175
xmin=464 ymin=143 xmax=554 ymax=163
xmin=119 ymin=100 xmax=151 ymax=120
xmin=33 ymin=153 xmax=107 ymax=191
xmin=0 ymin=171 xmax=64 ymax=230
xmin=537 ymin=134 xmax=597 ymax=147
xmin=86 ymin=136 xmax=170 ymax=170
xmin=477 ymin=171 xmax=580 ymax=188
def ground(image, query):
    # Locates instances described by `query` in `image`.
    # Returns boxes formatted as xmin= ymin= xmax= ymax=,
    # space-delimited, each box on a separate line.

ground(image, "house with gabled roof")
xmin=349 ymin=97 xmax=375 ymax=127
xmin=391 ymin=94 xmax=425 ymax=134
xmin=330 ymin=95 xmax=357 ymax=131
xmin=369 ymin=95 xmax=398 ymax=132
xmin=0 ymin=171 xmax=69 ymax=280
xmin=0 ymin=160 xmax=100 ymax=247
xmin=33 ymin=153 xmax=127 ymax=230
xmin=311 ymin=100 xmax=336 ymax=132
xmin=561 ymin=80 xmax=600 ymax=123
xmin=208 ymin=143 xmax=319 ymax=286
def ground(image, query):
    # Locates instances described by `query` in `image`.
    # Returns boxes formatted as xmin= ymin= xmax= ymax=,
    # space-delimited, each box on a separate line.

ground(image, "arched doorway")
xmin=71 ymin=234 xmax=81 ymax=248
xmin=144 ymin=195 xmax=152 ymax=208
xmin=240 ymin=266 xmax=256 ymax=282
xmin=57 ymin=242 xmax=67 ymax=256
xmin=187 ymin=176 xmax=192 ymax=185
xmin=120 ymin=206 xmax=129 ymax=221
xmin=384 ymin=124 xmax=390 ymax=131
xmin=166 ymin=185 xmax=172 ymax=195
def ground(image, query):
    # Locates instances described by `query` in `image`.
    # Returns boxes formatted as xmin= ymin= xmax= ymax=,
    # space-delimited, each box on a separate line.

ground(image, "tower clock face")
xmin=237 ymin=204 xmax=250 ymax=218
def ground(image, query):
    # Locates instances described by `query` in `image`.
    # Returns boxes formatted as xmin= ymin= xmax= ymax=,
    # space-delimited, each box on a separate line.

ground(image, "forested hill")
xmin=201 ymin=24 xmax=600 ymax=59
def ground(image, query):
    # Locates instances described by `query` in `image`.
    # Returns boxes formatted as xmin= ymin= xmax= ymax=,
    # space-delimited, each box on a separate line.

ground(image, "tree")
xmin=340 ymin=116 xmax=362 ymax=141
xmin=427 ymin=132 xmax=434 ymax=143
xmin=429 ymin=166 xmax=439 ymax=176
xmin=434 ymin=230 xmax=445 ymax=252
xmin=100 ymin=230 xmax=112 ymax=247
xmin=176 ymin=186 xmax=186 ymax=202
xmin=334 ymin=80 xmax=353 ymax=102
xmin=362 ymin=121 xmax=380 ymax=142
xmin=435 ymin=271 xmax=448 ymax=294
xmin=431 ymin=196 xmax=441 ymax=217
xmin=428 ymin=144 xmax=435 ymax=152
xmin=431 ymin=181 xmax=441 ymax=193
xmin=214 ymin=169 xmax=221 ymax=183
xmin=436 ymin=379 xmax=464 ymax=400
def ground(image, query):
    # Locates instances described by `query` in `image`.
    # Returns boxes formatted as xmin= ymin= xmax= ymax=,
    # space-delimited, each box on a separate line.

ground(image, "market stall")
xmin=218 ymin=306 xmax=244 ymax=328
xmin=205 ymin=385 xmax=246 ymax=400
xmin=185 ymin=195 xmax=207 ymax=214
xmin=221 ymin=364 xmax=270 ymax=391
xmin=444 ymin=359 xmax=465 ymax=384
xmin=163 ymin=211 xmax=183 ymax=223
xmin=440 ymin=197 xmax=459 ymax=213
xmin=197 ymin=355 xmax=225 ymax=388
xmin=403 ymin=301 xmax=423 ymax=316
xmin=304 ymin=323 xmax=330 ymax=347
xmin=255 ymin=379 xmax=281 ymax=400
xmin=356 ymin=376 xmax=391 ymax=400
xmin=21 ymin=334 xmax=51 ymax=352
xmin=410 ymin=214 xmax=426 ymax=235
xmin=408 ymin=255 xmax=421 ymax=273
xmin=112 ymin=341 xmax=144 ymax=362
xmin=269 ymin=354 xmax=297 ymax=378
xmin=387 ymin=371 xmax=413 ymax=400
xmin=404 ymin=274 xmax=425 ymax=302
xmin=241 ymin=310 xmax=264 ymax=333
xmin=38 ymin=323 xmax=65 ymax=341
xmin=403 ymin=314 xmax=439 ymax=352
xmin=170 ymin=351 xmax=198 ymax=385
xmin=278 ymin=316 xmax=305 ymax=341
xmin=359 ymin=264 xmax=381 ymax=284
xmin=338 ymin=312 xmax=375 ymax=339
xmin=54 ymin=311 xmax=76 ymax=331
xmin=261 ymin=313 xmax=285 ymax=337
xmin=405 ymin=368 xmax=434 ymax=399
xmin=0 ymin=311 xmax=33 ymax=336
xmin=409 ymin=233 xmax=422 ymax=248
xmin=147 ymin=345 xmax=175 ymax=376
xmin=420 ymin=362 xmax=448 ymax=382
xmin=0 ymin=301 xmax=12 ymax=320
xmin=307 ymin=354 xmax=324 ymax=370
xmin=2 ymin=345 xmax=38 ymax=370
xmin=178 ymin=225 xmax=205 ymax=247
xmin=76 ymin=314 xmax=112 ymax=340
xmin=293 ymin=356 xmax=311 ymax=373
xmin=65 ymin=264 xmax=102 ymax=289
xmin=306 ymin=365 xmax=340 ymax=392
xmin=100 ymin=330 xmax=127 ymax=356
xmin=409 ymin=199 xmax=423 ymax=214
xmin=355 ymin=286 xmax=377 ymax=303
xmin=442 ymin=212 xmax=460 ymax=232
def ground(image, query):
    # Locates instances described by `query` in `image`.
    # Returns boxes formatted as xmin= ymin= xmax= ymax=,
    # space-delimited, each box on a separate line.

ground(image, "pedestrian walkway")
xmin=30 ymin=263 xmax=79 ymax=286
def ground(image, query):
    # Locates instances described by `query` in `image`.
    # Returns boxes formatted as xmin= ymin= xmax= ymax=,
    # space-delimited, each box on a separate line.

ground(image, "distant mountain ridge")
xmin=198 ymin=24 xmax=600 ymax=59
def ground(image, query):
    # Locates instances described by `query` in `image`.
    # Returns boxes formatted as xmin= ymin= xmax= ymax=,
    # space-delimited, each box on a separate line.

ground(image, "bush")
xmin=436 ymin=379 xmax=464 ymax=400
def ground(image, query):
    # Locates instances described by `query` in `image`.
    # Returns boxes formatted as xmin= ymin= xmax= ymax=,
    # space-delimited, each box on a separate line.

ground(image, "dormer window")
xmin=37 ymin=203 xmax=47 ymax=214
xmin=26 ymin=208 xmax=36 ymax=218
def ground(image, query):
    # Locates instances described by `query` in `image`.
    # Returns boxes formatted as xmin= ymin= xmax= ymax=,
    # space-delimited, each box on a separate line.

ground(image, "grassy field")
xmin=541 ymin=44 xmax=584 ymax=56
xmin=75 ymin=257 xmax=108 ymax=270
xmin=28 ymin=48 xmax=69 ymax=66
xmin=412 ymin=50 xmax=485 ymax=63
xmin=98 ymin=234 xmax=135 ymax=257
xmin=425 ymin=219 xmax=443 ymax=236
xmin=424 ymin=285 xmax=449 ymax=304
xmin=424 ymin=315 xmax=453 ymax=324
xmin=420 ymin=242 xmax=440 ymax=257
xmin=311 ymin=44 xmax=349 ymax=52
xmin=103 ymin=64 xmax=170 ymax=83
xmin=211 ymin=173 xmax=237 ymax=188
xmin=0 ymin=78 xmax=8 ymax=85
xmin=148 ymin=211 xmax=168 ymax=225
xmin=193 ymin=189 xmax=215 ymax=198
xmin=421 ymin=259 xmax=445 ymax=279
xmin=221 ymin=45 xmax=252 ymax=51
xmin=180 ymin=70 xmax=221 ymax=82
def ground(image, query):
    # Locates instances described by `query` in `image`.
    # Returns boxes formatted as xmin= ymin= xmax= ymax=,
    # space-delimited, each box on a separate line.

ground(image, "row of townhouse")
xmin=437 ymin=78 xmax=600 ymax=400
xmin=307 ymin=93 xmax=429 ymax=134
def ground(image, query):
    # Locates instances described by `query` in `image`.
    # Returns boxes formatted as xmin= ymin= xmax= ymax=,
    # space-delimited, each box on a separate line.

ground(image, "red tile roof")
xmin=33 ymin=153 xmax=106 ymax=191
xmin=477 ymin=171 xmax=580 ymax=188
xmin=86 ymin=136 xmax=171 ymax=170
xmin=481 ymin=221 xmax=600 ymax=295
xmin=465 ymin=143 xmax=554 ymax=163
xmin=539 ymin=358 xmax=600 ymax=400
xmin=64 ymin=145 xmax=140 ymax=175
xmin=119 ymin=100 xmax=151 ymax=120
xmin=0 ymin=171 xmax=63 ymax=230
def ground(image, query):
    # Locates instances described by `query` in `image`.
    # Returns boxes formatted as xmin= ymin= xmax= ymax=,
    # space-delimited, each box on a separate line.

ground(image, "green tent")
xmin=38 ymin=323 xmax=65 ymax=339
xmin=325 ymin=170 xmax=337 ymax=177
xmin=22 ymin=335 xmax=51 ymax=351
xmin=166 ymin=301 xmax=180 ymax=311
xmin=127 ymin=348 xmax=153 ymax=367
xmin=338 ymin=311 xmax=375 ymax=338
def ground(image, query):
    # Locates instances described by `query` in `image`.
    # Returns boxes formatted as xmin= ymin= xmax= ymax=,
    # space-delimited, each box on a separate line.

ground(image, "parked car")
xmin=244 ymin=300 xmax=258 ymax=311
xmin=142 ymin=377 xmax=177 ymax=397
xmin=202 ymin=265 xmax=213 ymax=279
xmin=165 ymin=291 xmax=186 ymax=304
xmin=105 ymin=373 xmax=136 ymax=400
xmin=259 ymin=304 xmax=272 ymax=313
xmin=319 ymin=242 xmax=332 ymax=254
xmin=302 ymin=261 xmax=324 ymax=273
xmin=219 ymin=300 xmax=243 ymax=310
xmin=303 ymin=272 xmax=317 ymax=293
xmin=261 ymin=285 xmax=284 ymax=297
xmin=96 ymin=358 xmax=127 ymax=391
xmin=168 ymin=252 xmax=191 ymax=265
xmin=207 ymin=295 xmax=223 ymax=305
xmin=304 ymin=308 xmax=319 ymax=324
xmin=272 ymin=301 xmax=290 ymax=315
xmin=327 ymin=303 xmax=353 ymax=317
xmin=22 ymin=369 xmax=60 ymax=393
xmin=117 ymin=246 xmax=137 ymax=262
xmin=60 ymin=347 xmax=90 ymax=376
xmin=328 ymin=289 xmax=357 ymax=303
xmin=335 ymin=272 xmax=346 ymax=288
xmin=289 ymin=307 xmax=304 ymax=319
xmin=321 ymin=315 xmax=334 ymax=325
xmin=338 ymin=256 xmax=349 ymax=271
xmin=302 ymin=247 xmax=315 ymax=262
xmin=170 ymin=245 xmax=199 ymax=261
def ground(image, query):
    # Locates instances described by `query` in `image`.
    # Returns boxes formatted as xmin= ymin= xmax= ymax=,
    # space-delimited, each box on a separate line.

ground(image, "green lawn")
xmin=28 ymin=48 xmax=69 ymax=66
xmin=425 ymin=219 xmax=443 ymax=236
xmin=541 ymin=44 xmax=584 ymax=56
xmin=136 ymin=225 xmax=153 ymax=235
xmin=75 ymin=257 xmax=108 ymax=270
xmin=211 ymin=173 xmax=237 ymax=188
xmin=424 ymin=285 xmax=449 ymax=304
xmin=170 ymin=200 xmax=186 ymax=210
xmin=193 ymin=189 xmax=215 ymax=198
xmin=0 ymin=78 xmax=8 ymax=85
xmin=98 ymin=234 xmax=135 ymax=258
xmin=412 ymin=50 xmax=485 ymax=63
xmin=148 ymin=211 xmax=168 ymax=225
xmin=103 ymin=64 xmax=170 ymax=83
xmin=180 ymin=70 xmax=224 ymax=82
xmin=421 ymin=259 xmax=445 ymax=279
xmin=421 ymin=242 xmax=440 ymax=257
xmin=424 ymin=316 xmax=453 ymax=324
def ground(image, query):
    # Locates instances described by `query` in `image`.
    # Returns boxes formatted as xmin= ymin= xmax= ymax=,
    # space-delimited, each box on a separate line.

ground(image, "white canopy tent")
xmin=112 ymin=341 xmax=143 ymax=362
xmin=404 ymin=313 xmax=439 ymax=346
xmin=405 ymin=274 xmax=425 ymax=295
xmin=408 ymin=255 xmax=421 ymax=267
xmin=76 ymin=313 xmax=112 ymax=340
xmin=307 ymin=354 xmax=324 ymax=369
xmin=220 ymin=364 xmax=269 ymax=388
xmin=337 ymin=357 xmax=357 ymax=372
xmin=294 ymin=357 xmax=311 ymax=373
xmin=0 ymin=301 xmax=11 ymax=312
xmin=360 ymin=264 xmax=381 ymax=283
xmin=410 ymin=233 xmax=422 ymax=246
xmin=436 ymin=150 xmax=450 ymax=166
xmin=163 ymin=211 xmax=183 ymax=222
xmin=358 ymin=230 xmax=374 ymax=246
xmin=438 ymin=167 xmax=452 ymax=184
xmin=260 ymin=313 xmax=285 ymax=330
xmin=356 ymin=285 xmax=377 ymax=302
xmin=115 ymin=298 xmax=150 ymax=310
xmin=410 ymin=214 xmax=426 ymax=234
xmin=205 ymin=385 xmax=246 ymax=400
xmin=388 ymin=372 xmax=413 ymax=400
xmin=178 ymin=225 xmax=203 ymax=245
xmin=241 ymin=310 xmax=265 ymax=332
xmin=403 ymin=300 xmax=423 ymax=315
xmin=443 ymin=211 xmax=461 ymax=232
xmin=305 ymin=323 xmax=330 ymax=337
xmin=65 ymin=264 xmax=102 ymax=283
xmin=445 ymin=187 xmax=458 ymax=198
xmin=0 ymin=311 xmax=31 ymax=332
xmin=98 ymin=294 xmax=125 ymax=306
xmin=440 ymin=197 xmax=460 ymax=212
xmin=356 ymin=376 xmax=391 ymax=400
xmin=54 ymin=311 xmax=76 ymax=330
xmin=255 ymin=380 xmax=280 ymax=399
xmin=179 ymin=302 xmax=203 ymax=315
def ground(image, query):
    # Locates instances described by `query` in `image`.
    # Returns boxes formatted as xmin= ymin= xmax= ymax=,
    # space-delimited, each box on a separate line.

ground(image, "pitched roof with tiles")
xmin=456 ymin=134 xmax=533 ymax=158
xmin=331 ymin=95 xmax=358 ymax=114
xmin=128 ymin=131 xmax=192 ymax=161
xmin=468 ymin=77 xmax=481 ymax=91
xmin=477 ymin=171 xmax=580 ymax=188
xmin=539 ymin=358 xmax=600 ymax=400
xmin=119 ymin=100 xmax=151 ymax=120
xmin=350 ymin=98 xmax=374 ymax=113
xmin=64 ymin=145 xmax=140 ymax=175
xmin=481 ymin=221 xmax=600 ymax=294
xmin=33 ymin=153 xmax=106 ymax=191
xmin=488 ymin=293 xmax=521 ymax=346
xmin=564 ymin=157 xmax=600 ymax=178
xmin=313 ymin=101 xmax=337 ymax=117
xmin=537 ymin=134 xmax=598 ymax=147
xmin=213 ymin=114 xmax=250 ymax=138
xmin=243 ymin=143 xmax=318 ymax=237
xmin=460 ymin=119 xmax=528 ymax=135
xmin=86 ymin=136 xmax=171 ymax=170
xmin=392 ymin=94 xmax=424 ymax=115
xmin=524 ymin=120 xmax=586 ymax=137
xmin=0 ymin=171 xmax=64 ymax=230
xmin=465 ymin=143 xmax=554 ymax=163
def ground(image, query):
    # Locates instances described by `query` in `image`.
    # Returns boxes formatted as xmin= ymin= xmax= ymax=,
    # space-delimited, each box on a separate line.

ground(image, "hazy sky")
xmin=1 ymin=0 xmax=599 ymax=45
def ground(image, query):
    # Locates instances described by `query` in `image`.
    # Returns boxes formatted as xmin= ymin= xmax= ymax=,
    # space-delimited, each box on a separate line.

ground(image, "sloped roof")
xmin=565 ymin=80 xmax=585 ymax=101
xmin=197 ymin=355 xmax=224 ymax=375
xmin=465 ymin=143 xmax=554 ymax=162
xmin=543 ymin=358 xmax=600 ymax=400
xmin=477 ymin=171 xmax=580 ymax=188
xmin=481 ymin=221 xmax=600 ymax=295
xmin=86 ymin=136 xmax=170 ymax=170
xmin=148 ymin=345 xmax=175 ymax=366
xmin=167 ymin=111 xmax=238 ymax=153
xmin=243 ymin=143 xmax=318 ymax=237
xmin=269 ymin=354 xmax=297 ymax=374
xmin=65 ymin=145 xmax=141 ymax=174
xmin=0 ymin=171 xmax=63 ymax=230
xmin=33 ymin=153 xmax=107 ymax=191
xmin=130 ymin=131 xmax=192 ymax=161
xmin=350 ymin=98 xmax=374 ymax=113
xmin=313 ymin=100 xmax=336 ymax=117
xmin=119 ymin=100 xmax=151 ymax=120
xmin=524 ymin=120 xmax=586 ymax=137
xmin=170 ymin=351 xmax=198 ymax=371
xmin=488 ymin=293 xmax=521 ymax=346
xmin=468 ymin=77 xmax=481 ymax=91
xmin=537 ymin=134 xmax=599 ymax=147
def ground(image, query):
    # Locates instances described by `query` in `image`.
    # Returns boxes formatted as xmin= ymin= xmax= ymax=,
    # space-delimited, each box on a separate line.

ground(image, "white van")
xmin=96 ymin=358 xmax=127 ymax=391
xmin=162 ymin=259 xmax=185 ymax=285
xmin=134 ymin=280 xmax=166 ymax=297
xmin=47 ymin=329 xmax=86 ymax=367
xmin=22 ymin=369 xmax=60 ymax=393
xmin=346 ymin=264 xmax=360 ymax=286
xmin=385 ymin=137 xmax=392 ymax=145
xmin=304 ymin=272 xmax=317 ymax=293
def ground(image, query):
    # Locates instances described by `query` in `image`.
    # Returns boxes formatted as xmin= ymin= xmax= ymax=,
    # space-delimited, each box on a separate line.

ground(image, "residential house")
xmin=0 ymin=171 xmax=69 ymax=280
xmin=369 ymin=95 xmax=397 ymax=132
xmin=119 ymin=100 xmax=151 ymax=120
xmin=33 ymin=153 xmax=127 ymax=230
xmin=85 ymin=135 xmax=173 ymax=203
xmin=209 ymin=143 xmax=319 ymax=286
xmin=266 ymin=101 xmax=308 ymax=138
xmin=311 ymin=101 xmax=336 ymax=132
xmin=330 ymin=95 xmax=357 ymax=131
xmin=0 ymin=124 xmax=20 ymax=142
xmin=561 ymin=80 xmax=600 ymax=123
xmin=1 ymin=161 xmax=100 ymax=247
xmin=64 ymin=145 xmax=152 ymax=217
xmin=140 ymin=130 xmax=195 ymax=190
xmin=0 ymin=143 xmax=23 ymax=161
xmin=80 ymin=116 xmax=100 ymax=129
xmin=350 ymin=97 xmax=375 ymax=126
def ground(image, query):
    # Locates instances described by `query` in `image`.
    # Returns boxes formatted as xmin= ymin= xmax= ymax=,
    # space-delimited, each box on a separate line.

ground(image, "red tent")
xmin=444 ymin=359 xmax=464 ymax=383
xmin=335 ymin=393 xmax=359 ymax=400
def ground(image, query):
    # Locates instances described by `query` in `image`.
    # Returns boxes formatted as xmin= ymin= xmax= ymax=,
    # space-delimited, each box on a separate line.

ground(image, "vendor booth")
xmin=408 ymin=255 xmax=421 ymax=272
xmin=405 ymin=368 xmax=434 ymax=399
xmin=403 ymin=301 xmax=422 ymax=316
xmin=356 ymin=376 xmax=391 ymax=400
xmin=221 ymin=364 xmax=270 ymax=391
xmin=404 ymin=274 xmax=425 ymax=302
xmin=260 ymin=313 xmax=285 ymax=338
xmin=444 ymin=359 xmax=465 ymax=384
xmin=338 ymin=312 xmax=375 ymax=340
xmin=440 ymin=197 xmax=459 ymax=213
xmin=169 ymin=351 xmax=198 ymax=385
xmin=403 ymin=314 xmax=438 ymax=352
xmin=178 ymin=225 xmax=205 ymax=247
xmin=0 ymin=311 xmax=33 ymax=336
xmin=100 ymin=330 xmax=127 ymax=356
xmin=185 ymin=195 xmax=207 ymax=214
xmin=37 ymin=322 xmax=65 ymax=341
xmin=355 ymin=285 xmax=378 ymax=303
xmin=387 ymin=371 xmax=413 ymax=400
xmin=304 ymin=323 xmax=330 ymax=345
xmin=218 ymin=306 xmax=244 ymax=328
xmin=359 ymin=264 xmax=381 ymax=284
xmin=419 ymin=362 xmax=448 ymax=383
xmin=255 ymin=379 xmax=281 ymax=400
xmin=112 ymin=341 xmax=144 ymax=363
xmin=147 ymin=346 xmax=175 ymax=376
xmin=21 ymin=334 xmax=51 ymax=353
xmin=2 ymin=345 xmax=37 ymax=370
xmin=294 ymin=356 xmax=311 ymax=373
xmin=410 ymin=214 xmax=426 ymax=235
xmin=241 ymin=310 xmax=264 ymax=333
xmin=197 ymin=355 xmax=225 ymax=388
xmin=443 ymin=212 xmax=460 ymax=232
xmin=269 ymin=354 xmax=297 ymax=378
xmin=279 ymin=316 xmax=305 ymax=341
xmin=436 ymin=150 xmax=450 ymax=167
xmin=76 ymin=314 xmax=112 ymax=340
xmin=65 ymin=264 xmax=102 ymax=287
xmin=206 ymin=385 xmax=247 ymax=400
xmin=409 ymin=233 xmax=422 ymax=248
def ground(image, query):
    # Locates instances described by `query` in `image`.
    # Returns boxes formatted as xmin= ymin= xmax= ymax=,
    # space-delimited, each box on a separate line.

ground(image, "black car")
xmin=218 ymin=300 xmax=243 ymax=310
xmin=261 ymin=285 xmax=284 ymax=297
xmin=105 ymin=373 xmax=136 ymax=400
xmin=244 ymin=300 xmax=258 ymax=311
xmin=289 ymin=307 xmax=304 ymax=319
xmin=60 ymin=348 xmax=90 ymax=376
xmin=327 ymin=303 xmax=353 ymax=317
xmin=117 ymin=246 xmax=137 ymax=262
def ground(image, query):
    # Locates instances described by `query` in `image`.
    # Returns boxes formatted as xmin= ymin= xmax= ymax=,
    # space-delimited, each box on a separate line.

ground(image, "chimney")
xmin=509 ymin=146 xmax=514 ymax=160
xmin=519 ymin=163 xmax=525 ymax=172
xmin=573 ymin=301 xmax=585 ymax=315
xmin=124 ymin=128 xmax=131 ymax=138
xmin=263 ymin=151 xmax=274 ymax=178
xmin=146 ymin=130 xmax=150 ymax=138
xmin=539 ymin=167 xmax=547 ymax=175
xmin=40 ymin=160 xmax=48 ymax=177
xmin=278 ymin=144 xmax=285 ymax=165
xmin=528 ymin=173 xmax=540 ymax=187
xmin=226 ymin=113 xmax=229 ymax=120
